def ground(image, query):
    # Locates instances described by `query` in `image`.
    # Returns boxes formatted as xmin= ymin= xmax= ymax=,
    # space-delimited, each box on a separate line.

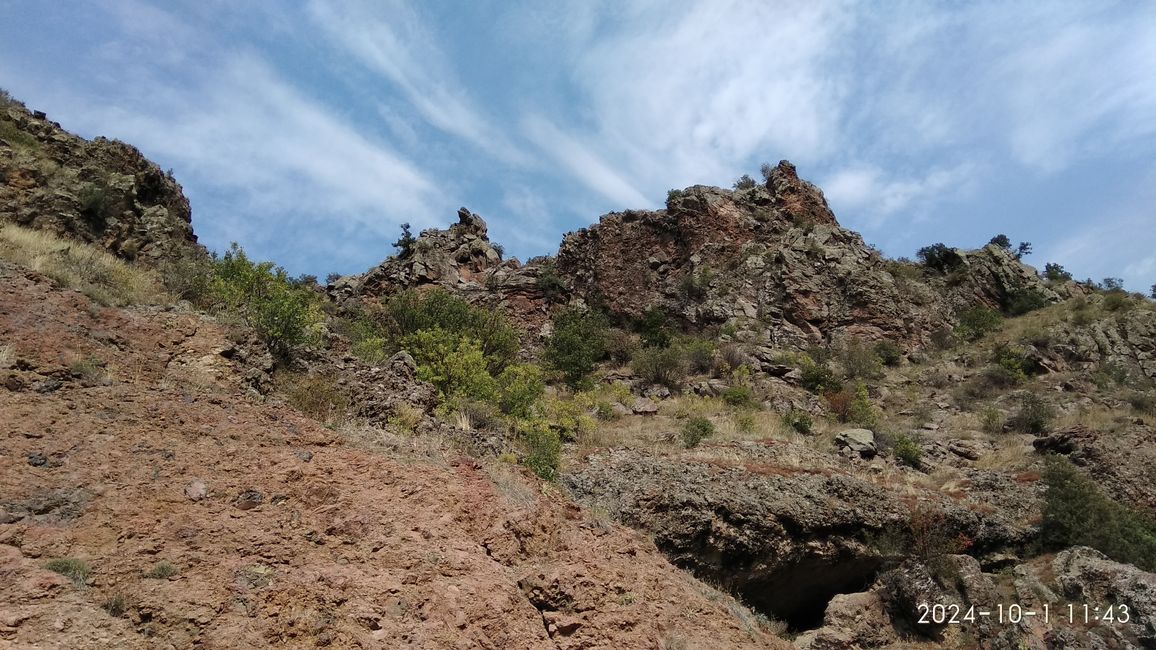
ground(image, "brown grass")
xmin=0 ymin=224 xmax=168 ymax=306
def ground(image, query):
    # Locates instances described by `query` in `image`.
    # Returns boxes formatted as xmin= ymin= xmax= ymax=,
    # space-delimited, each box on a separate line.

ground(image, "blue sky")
xmin=2 ymin=1 xmax=1154 ymax=290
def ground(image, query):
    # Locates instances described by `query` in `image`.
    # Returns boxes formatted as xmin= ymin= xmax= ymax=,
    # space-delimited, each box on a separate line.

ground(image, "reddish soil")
xmin=0 ymin=262 xmax=785 ymax=649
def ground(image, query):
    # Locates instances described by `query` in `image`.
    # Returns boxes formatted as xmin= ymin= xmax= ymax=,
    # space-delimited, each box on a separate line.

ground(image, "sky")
xmin=1 ymin=1 xmax=1154 ymax=290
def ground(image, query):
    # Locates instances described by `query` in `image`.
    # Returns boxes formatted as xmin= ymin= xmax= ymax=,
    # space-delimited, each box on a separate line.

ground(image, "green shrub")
xmin=44 ymin=558 xmax=91 ymax=587
xmin=1041 ymin=456 xmax=1156 ymax=571
xmin=980 ymin=406 xmax=1004 ymax=434
xmin=102 ymin=594 xmax=127 ymax=618
xmin=144 ymin=562 xmax=179 ymax=579
xmin=677 ymin=337 xmax=715 ymax=374
xmin=733 ymin=174 xmax=757 ymax=190
xmin=496 ymin=364 xmax=545 ymax=418
xmin=273 ymin=371 xmax=350 ymax=424
xmin=1127 ymin=391 xmax=1156 ymax=415
xmin=209 ymin=243 xmax=323 ymax=360
xmin=839 ymin=338 xmax=884 ymax=379
xmin=605 ymin=329 xmax=640 ymax=365
xmin=632 ymin=346 xmax=688 ymax=389
xmin=403 ymin=329 xmax=497 ymax=401
xmin=825 ymin=381 xmax=877 ymax=428
xmin=1103 ymin=292 xmax=1132 ymax=312
xmin=1043 ymin=263 xmax=1072 ymax=282
xmin=1006 ymin=393 xmax=1054 ymax=434
xmin=520 ymin=422 xmax=562 ymax=481
xmin=160 ymin=251 xmax=214 ymax=302
xmin=540 ymin=397 xmax=596 ymax=441
xmin=721 ymin=384 xmax=756 ymax=408
xmin=916 ymin=243 xmax=961 ymax=273
xmin=636 ymin=308 xmax=673 ymax=349
xmin=955 ymin=306 xmax=1003 ymax=341
xmin=535 ymin=259 xmax=567 ymax=303
xmin=373 ymin=289 xmax=518 ymax=372
xmin=1005 ymin=288 xmax=1049 ymax=316
xmin=798 ymin=356 xmax=842 ymax=394
xmin=680 ymin=416 xmax=715 ymax=448
xmin=992 ymin=344 xmax=1033 ymax=381
xmin=892 ymin=433 xmax=922 ymax=468
xmin=781 ymin=409 xmax=813 ymax=435
xmin=874 ymin=340 xmax=902 ymax=366
xmin=543 ymin=308 xmax=608 ymax=388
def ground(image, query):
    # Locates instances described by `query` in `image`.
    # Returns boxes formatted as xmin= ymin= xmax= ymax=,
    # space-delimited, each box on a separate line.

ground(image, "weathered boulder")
xmin=833 ymin=429 xmax=876 ymax=458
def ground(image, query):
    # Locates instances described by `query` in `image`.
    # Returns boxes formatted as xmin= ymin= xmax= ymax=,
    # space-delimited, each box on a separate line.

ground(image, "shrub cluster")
xmin=543 ymin=308 xmax=609 ymax=388
xmin=954 ymin=306 xmax=1003 ymax=342
xmin=1041 ymin=456 xmax=1156 ymax=571
xmin=1006 ymin=393 xmax=1054 ymax=434
xmin=680 ymin=416 xmax=715 ymax=448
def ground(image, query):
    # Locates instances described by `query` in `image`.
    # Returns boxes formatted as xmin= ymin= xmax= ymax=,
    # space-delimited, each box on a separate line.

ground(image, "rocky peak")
xmin=0 ymin=99 xmax=203 ymax=264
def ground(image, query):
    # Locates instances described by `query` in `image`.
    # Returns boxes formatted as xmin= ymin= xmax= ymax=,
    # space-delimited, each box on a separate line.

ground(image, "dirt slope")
xmin=0 ymin=262 xmax=784 ymax=649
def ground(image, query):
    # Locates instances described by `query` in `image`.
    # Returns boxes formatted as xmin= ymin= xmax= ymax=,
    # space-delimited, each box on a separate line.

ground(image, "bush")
xmin=373 ymin=289 xmax=518 ymax=372
xmin=496 ymin=364 xmax=545 ymax=418
xmin=1041 ymin=456 xmax=1156 ymax=571
xmin=273 ymin=371 xmax=349 ymax=424
xmin=144 ymin=562 xmax=179 ymax=579
xmin=535 ymin=259 xmax=567 ymax=303
xmin=209 ymin=243 xmax=323 ymax=360
xmin=540 ymin=397 xmax=596 ymax=441
xmin=605 ymin=329 xmax=640 ymax=365
xmin=1006 ymin=393 xmax=1054 ymax=434
xmin=403 ymin=329 xmax=497 ymax=401
xmin=520 ymin=422 xmax=562 ymax=481
xmin=1103 ymin=292 xmax=1132 ymax=312
xmin=1127 ymin=391 xmax=1156 ymax=415
xmin=714 ymin=343 xmax=747 ymax=375
xmin=825 ymin=381 xmax=877 ymax=428
xmin=1005 ymin=288 xmax=1049 ymax=316
xmin=874 ymin=340 xmax=902 ymax=367
xmin=1043 ymin=263 xmax=1072 ymax=282
xmin=798 ymin=355 xmax=842 ymax=394
xmin=632 ymin=346 xmax=688 ymax=389
xmin=636 ymin=308 xmax=673 ymax=349
xmin=721 ymin=384 xmax=756 ymax=408
xmin=543 ymin=309 xmax=609 ymax=388
xmin=680 ymin=416 xmax=715 ymax=448
xmin=955 ymin=306 xmax=1003 ymax=341
xmin=781 ymin=409 xmax=813 ymax=435
xmin=677 ymin=337 xmax=715 ymax=374
xmin=980 ymin=406 xmax=1004 ymax=434
xmin=916 ymin=243 xmax=961 ymax=273
xmin=733 ymin=174 xmax=757 ymax=190
xmin=160 ymin=251 xmax=214 ymax=302
xmin=839 ymin=338 xmax=884 ymax=380
xmin=892 ymin=433 xmax=922 ymax=468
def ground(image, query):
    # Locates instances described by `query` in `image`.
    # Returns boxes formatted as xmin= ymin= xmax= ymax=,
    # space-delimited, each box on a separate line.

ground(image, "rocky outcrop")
xmin=563 ymin=444 xmax=1032 ymax=630
xmin=0 ymin=98 xmax=202 ymax=264
xmin=1052 ymin=547 xmax=1156 ymax=648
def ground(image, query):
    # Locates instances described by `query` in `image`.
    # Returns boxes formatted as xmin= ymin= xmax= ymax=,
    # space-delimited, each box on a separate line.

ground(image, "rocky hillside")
xmin=4 ymin=91 xmax=1156 ymax=649
xmin=0 ymin=93 xmax=202 ymax=265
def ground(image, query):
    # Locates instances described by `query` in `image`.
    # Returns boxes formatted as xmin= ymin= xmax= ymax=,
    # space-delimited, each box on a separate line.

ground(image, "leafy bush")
xmin=955 ymin=306 xmax=1003 ymax=341
xmin=1006 ymin=393 xmax=1054 ymax=434
xmin=535 ymin=259 xmax=567 ymax=303
xmin=632 ymin=346 xmax=688 ymax=389
xmin=781 ymin=409 xmax=813 ymax=435
xmin=677 ymin=337 xmax=715 ymax=374
xmin=496 ymin=364 xmax=545 ymax=418
xmin=714 ymin=343 xmax=747 ymax=375
xmin=916 ymin=243 xmax=961 ymax=273
xmin=393 ymin=222 xmax=416 ymax=256
xmin=1103 ymin=292 xmax=1132 ymax=312
xmin=273 ymin=371 xmax=349 ymax=424
xmin=721 ymin=384 xmax=756 ymax=408
xmin=605 ymin=329 xmax=640 ymax=365
xmin=520 ymin=422 xmax=562 ymax=481
xmin=733 ymin=174 xmax=757 ymax=190
xmin=1043 ymin=263 xmax=1072 ymax=282
xmin=892 ymin=433 xmax=922 ymax=468
xmin=209 ymin=243 xmax=324 ymax=360
xmin=874 ymin=340 xmax=902 ymax=367
xmin=636 ymin=308 xmax=673 ymax=349
xmin=543 ymin=308 xmax=609 ymax=388
xmin=680 ymin=416 xmax=715 ymax=448
xmin=403 ymin=329 xmax=497 ymax=401
xmin=1005 ymin=288 xmax=1049 ymax=316
xmin=1041 ymin=456 xmax=1156 ymax=571
xmin=144 ymin=562 xmax=179 ymax=579
xmin=825 ymin=381 xmax=877 ymax=428
xmin=980 ymin=406 xmax=1004 ymax=434
xmin=1127 ymin=391 xmax=1156 ymax=415
xmin=989 ymin=234 xmax=1011 ymax=250
xmin=540 ymin=397 xmax=596 ymax=441
xmin=373 ymin=289 xmax=518 ymax=372
xmin=839 ymin=338 xmax=884 ymax=379
xmin=798 ymin=355 xmax=842 ymax=394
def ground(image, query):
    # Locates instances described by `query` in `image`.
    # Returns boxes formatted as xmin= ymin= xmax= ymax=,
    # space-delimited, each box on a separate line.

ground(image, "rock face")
xmin=340 ymin=207 xmax=556 ymax=335
xmin=0 ymin=98 xmax=202 ymax=264
xmin=1052 ymin=547 xmax=1156 ymax=648
xmin=553 ymin=161 xmax=1062 ymax=350
xmin=563 ymin=444 xmax=1031 ymax=630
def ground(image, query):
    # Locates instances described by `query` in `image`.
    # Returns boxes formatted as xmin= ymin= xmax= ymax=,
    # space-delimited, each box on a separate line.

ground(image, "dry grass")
xmin=0 ymin=343 xmax=12 ymax=369
xmin=0 ymin=224 xmax=168 ymax=306
xmin=1054 ymin=403 xmax=1124 ymax=432
xmin=273 ymin=371 xmax=350 ymax=426
xmin=482 ymin=459 xmax=539 ymax=509
xmin=334 ymin=420 xmax=450 ymax=464
xmin=975 ymin=437 xmax=1034 ymax=471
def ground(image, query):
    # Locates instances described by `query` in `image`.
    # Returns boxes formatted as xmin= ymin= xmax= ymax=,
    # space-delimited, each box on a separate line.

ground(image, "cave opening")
xmin=735 ymin=555 xmax=884 ymax=632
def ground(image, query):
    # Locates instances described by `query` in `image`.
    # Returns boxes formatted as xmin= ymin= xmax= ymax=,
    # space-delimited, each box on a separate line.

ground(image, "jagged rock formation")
xmin=0 ymin=98 xmax=202 ymax=264
xmin=553 ymin=161 xmax=1064 ymax=350
xmin=336 ymin=207 xmax=556 ymax=335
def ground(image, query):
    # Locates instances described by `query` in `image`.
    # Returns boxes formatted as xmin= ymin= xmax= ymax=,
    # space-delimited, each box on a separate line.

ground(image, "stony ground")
xmin=0 ymin=262 xmax=785 ymax=649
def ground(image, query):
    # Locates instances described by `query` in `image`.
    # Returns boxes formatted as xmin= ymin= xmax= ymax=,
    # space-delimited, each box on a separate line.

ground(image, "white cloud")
xmin=307 ymin=0 xmax=529 ymax=165
xmin=822 ymin=163 xmax=976 ymax=228
xmin=523 ymin=115 xmax=651 ymax=208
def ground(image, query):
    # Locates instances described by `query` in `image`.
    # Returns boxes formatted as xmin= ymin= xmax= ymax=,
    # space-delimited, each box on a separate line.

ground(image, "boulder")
xmin=834 ymin=429 xmax=876 ymax=459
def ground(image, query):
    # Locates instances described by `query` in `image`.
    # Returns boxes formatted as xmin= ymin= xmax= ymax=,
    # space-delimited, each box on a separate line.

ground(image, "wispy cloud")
xmin=822 ymin=163 xmax=978 ymax=229
xmin=307 ymin=0 xmax=528 ymax=165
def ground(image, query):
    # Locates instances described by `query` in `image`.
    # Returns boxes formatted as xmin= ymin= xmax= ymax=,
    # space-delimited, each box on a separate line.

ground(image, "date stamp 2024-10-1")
xmin=918 ymin=602 xmax=1131 ymax=626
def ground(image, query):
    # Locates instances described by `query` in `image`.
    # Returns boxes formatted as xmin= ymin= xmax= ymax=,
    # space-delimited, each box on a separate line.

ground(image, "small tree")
xmin=393 ymin=223 xmax=416 ymax=256
xmin=915 ymin=243 xmax=960 ymax=273
xmin=732 ymin=174 xmax=757 ymax=190
xmin=543 ymin=309 xmax=608 ymax=388
xmin=1014 ymin=241 xmax=1032 ymax=260
xmin=989 ymin=234 xmax=1011 ymax=250
xmin=1150 ymin=284 xmax=1156 ymax=300
xmin=1102 ymin=277 xmax=1125 ymax=292
xmin=1043 ymin=262 xmax=1072 ymax=282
